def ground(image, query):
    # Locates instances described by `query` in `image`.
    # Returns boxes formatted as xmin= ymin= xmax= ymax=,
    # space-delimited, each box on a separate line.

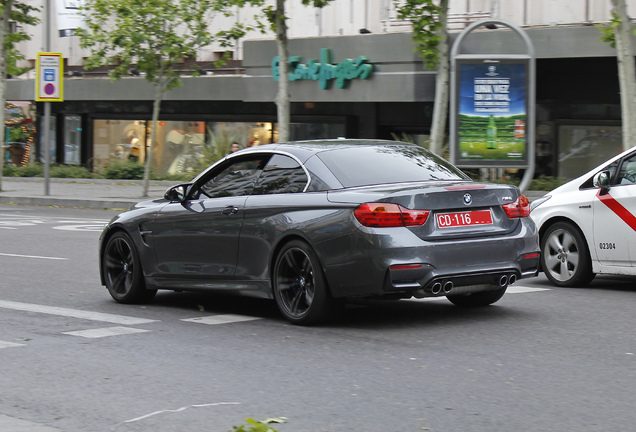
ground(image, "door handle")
xmin=222 ymin=206 xmax=239 ymax=216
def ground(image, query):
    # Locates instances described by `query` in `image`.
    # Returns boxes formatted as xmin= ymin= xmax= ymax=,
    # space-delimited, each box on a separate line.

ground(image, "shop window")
xmin=64 ymin=115 xmax=82 ymax=164
xmin=92 ymin=119 xmax=147 ymax=172
xmin=558 ymin=124 xmax=623 ymax=180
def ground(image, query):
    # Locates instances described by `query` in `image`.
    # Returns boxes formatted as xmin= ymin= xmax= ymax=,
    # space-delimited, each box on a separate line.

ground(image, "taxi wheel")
xmin=541 ymin=222 xmax=595 ymax=287
xmin=447 ymin=286 xmax=507 ymax=307
xmin=103 ymin=231 xmax=157 ymax=304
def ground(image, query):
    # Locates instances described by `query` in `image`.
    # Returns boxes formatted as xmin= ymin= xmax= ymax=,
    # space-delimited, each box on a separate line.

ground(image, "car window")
xmin=252 ymin=154 xmax=309 ymax=195
xmin=198 ymin=155 xmax=268 ymax=198
xmin=616 ymin=154 xmax=636 ymax=185
xmin=316 ymin=144 xmax=469 ymax=188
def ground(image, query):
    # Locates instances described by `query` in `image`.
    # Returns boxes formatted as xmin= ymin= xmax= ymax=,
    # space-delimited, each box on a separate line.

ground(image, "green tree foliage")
xmin=1 ymin=1 xmax=40 ymax=192
xmin=218 ymin=0 xmax=334 ymax=142
xmin=76 ymin=0 xmax=242 ymax=195
xmin=395 ymin=0 xmax=446 ymax=70
xmin=395 ymin=0 xmax=449 ymax=156
xmin=2 ymin=1 xmax=39 ymax=76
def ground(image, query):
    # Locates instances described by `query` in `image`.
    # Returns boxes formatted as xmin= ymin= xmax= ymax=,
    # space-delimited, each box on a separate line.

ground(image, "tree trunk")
xmin=429 ymin=0 xmax=449 ymax=156
xmin=274 ymin=0 xmax=290 ymax=143
xmin=612 ymin=0 xmax=636 ymax=151
xmin=142 ymin=80 xmax=164 ymax=197
xmin=0 ymin=1 xmax=10 ymax=192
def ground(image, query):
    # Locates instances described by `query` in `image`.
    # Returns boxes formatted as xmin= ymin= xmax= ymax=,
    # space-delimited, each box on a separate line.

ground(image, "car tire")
xmin=541 ymin=221 xmax=595 ymax=287
xmin=447 ymin=286 xmax=507 ymax=307
xmin=102 ymin=231 xmax=157 ymax=304
xmin=273 ymin=240 xmax=334 ymax=325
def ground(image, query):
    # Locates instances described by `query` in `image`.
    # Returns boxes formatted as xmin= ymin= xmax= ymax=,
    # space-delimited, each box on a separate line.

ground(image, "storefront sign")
xmin=272 ymin=48 xmax=373 ymax=90
xmin=455 ymin=61 xmax=527 ymax=165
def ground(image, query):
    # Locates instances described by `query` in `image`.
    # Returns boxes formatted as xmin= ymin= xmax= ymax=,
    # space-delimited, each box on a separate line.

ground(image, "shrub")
xmin=102 ymin=160 xmax=145 ymax=180
xmin=2 ymin=163 xmax=44 ymax=177
xmin=529 ymin=175 xmax=566 ymax=191
xmin=50 ymin=164 xmax=93 ymax=178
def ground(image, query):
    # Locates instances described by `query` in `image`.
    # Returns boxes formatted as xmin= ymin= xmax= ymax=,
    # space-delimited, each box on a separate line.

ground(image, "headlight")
xmin=530 ymin=195 xmax=551 ymax=212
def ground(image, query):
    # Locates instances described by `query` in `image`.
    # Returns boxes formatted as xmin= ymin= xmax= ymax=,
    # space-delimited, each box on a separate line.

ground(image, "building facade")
xmin=6 ymin=0 xmax=636 ymax=180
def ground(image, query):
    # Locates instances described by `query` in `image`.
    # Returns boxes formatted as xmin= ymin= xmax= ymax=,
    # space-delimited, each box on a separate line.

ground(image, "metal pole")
xmin=43 ymin=0 xmax=51 ymax=195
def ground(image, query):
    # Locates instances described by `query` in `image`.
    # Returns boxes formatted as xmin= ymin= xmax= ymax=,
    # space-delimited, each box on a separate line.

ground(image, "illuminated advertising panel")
xmin=455 ymin=60 xmax=528 ymax=167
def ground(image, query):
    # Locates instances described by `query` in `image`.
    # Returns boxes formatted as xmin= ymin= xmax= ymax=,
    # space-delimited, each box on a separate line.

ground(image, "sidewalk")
xmin=0 ymin=176 xmax=549 ymax=210
xmin=0 ymin=177 xmax=177 ymax=210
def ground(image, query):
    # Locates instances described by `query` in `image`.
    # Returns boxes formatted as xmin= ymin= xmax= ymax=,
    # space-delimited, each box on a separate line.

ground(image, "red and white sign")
xmin=36 ymin=53 xmax=64 ymax=102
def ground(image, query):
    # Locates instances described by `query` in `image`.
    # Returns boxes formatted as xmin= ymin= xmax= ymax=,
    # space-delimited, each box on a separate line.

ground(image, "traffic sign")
xmin=36 ymin=53 xmax=64 ymax=102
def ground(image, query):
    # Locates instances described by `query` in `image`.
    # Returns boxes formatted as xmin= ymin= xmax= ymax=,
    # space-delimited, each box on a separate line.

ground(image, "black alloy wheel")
xmin=273 ymin=240 xmax=333 ymax=325
xmin=447 ymin=286 xmax=507 ymax=307
xmin=102 ymin=231 xmax=156 ymax=303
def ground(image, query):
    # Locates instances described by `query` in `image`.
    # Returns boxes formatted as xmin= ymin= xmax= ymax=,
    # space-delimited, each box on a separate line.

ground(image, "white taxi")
xmin=531 ymin=146 xmax=636 ymax=287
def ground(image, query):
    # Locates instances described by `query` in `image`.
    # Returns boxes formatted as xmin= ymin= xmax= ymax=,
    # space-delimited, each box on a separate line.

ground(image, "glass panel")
xmin=63 ymin=115 xmax=81 ymax=164
xmin=92 ymin=119 xmax=146 ymax=172
xmin=289 ymin=122 xmax=345 ymax=141
xmin=617 ymin=154 xmax=636 ymax=185
xmin=199 ymin=155 xmax=269 ymax=198
xmin=558 ymin=124 xmax=623 ymax=180
xmin=317 ymin=143 xmax=468 ymax=188
xmin=253 ymin=154 xmax=308 ymax=194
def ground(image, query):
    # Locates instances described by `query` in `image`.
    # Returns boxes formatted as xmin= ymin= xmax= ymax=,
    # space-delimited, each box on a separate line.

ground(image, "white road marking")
xmin=182 ymin=314 xmax=261 ymax=325
xmin=0 ymin=216 xmax=109 ymax=232
xmin=0 ymin=252 xmax=68 ymax=260
xmin=115 ymin=402 xmax=241 ymax=427
xmin=507 ymin=285 xmax=551 ymax=294
xmin=53 ymin=224 xmax=106 ymax=232
xmin=0 ymin=300 xmax=157 ymax=325
xmin=406 ymin=285 xmax=550 ymax=302
xmin=0 ymin=340 xmax=25 ymax=349
xmin=64 ymin=326 xmax=150 ymax=339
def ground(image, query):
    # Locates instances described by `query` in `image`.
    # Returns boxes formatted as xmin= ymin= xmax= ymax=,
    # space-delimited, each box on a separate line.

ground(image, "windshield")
xmin=317 ymin=144 xmax=469 ymax=188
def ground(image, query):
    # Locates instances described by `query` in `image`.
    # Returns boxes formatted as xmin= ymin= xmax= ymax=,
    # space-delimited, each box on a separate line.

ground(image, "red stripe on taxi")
xmin=596 ymin=190 xmax=636 ymax=231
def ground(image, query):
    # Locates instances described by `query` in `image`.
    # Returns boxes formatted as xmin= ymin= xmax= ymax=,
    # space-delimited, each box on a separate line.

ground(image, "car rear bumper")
xmin=318 ymin=218 xmax=539 ymax=298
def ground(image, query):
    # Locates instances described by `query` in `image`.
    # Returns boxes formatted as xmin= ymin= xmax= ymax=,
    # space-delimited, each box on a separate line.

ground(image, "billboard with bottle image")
xmin=456 ymin=61 xmax=528 ymax=166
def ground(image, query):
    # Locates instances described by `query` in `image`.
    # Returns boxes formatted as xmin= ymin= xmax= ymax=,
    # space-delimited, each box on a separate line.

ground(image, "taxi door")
xmin=593 ymin=155 xmax=636 ymax=267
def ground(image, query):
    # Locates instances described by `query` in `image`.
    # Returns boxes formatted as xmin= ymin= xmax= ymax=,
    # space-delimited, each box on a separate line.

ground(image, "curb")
xmin=0 ymin=196 xmax=137 ymax=210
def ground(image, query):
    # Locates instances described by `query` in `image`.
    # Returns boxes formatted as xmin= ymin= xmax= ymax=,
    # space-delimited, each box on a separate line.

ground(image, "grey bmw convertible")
xmin=99 ymin=140 xmax=540 ymax=325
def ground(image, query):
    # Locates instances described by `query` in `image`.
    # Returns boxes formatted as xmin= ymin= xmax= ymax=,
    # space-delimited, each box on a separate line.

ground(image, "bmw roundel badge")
xmin=463 ymin=193 xmax=472 ymax=205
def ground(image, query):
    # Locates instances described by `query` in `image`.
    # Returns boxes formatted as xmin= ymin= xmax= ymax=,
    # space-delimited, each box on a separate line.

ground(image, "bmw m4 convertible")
xmin=99 ymin=140 xmax=539 ymax=324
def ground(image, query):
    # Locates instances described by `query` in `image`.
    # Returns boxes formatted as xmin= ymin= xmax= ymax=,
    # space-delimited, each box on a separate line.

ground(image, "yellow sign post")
xmin=36 ymin=52 xmax=64 ymax=102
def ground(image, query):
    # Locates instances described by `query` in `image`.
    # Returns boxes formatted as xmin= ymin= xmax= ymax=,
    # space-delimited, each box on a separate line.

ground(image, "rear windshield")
xmin=316 ymin=145 xmax=469 ymax=188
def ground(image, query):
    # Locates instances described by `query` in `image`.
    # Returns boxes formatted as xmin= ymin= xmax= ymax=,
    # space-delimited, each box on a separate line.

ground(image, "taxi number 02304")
xmin=599 ymin=242 xmax=616 ymax=250
xmin=436 ymin=210 xmax=492 ymax=228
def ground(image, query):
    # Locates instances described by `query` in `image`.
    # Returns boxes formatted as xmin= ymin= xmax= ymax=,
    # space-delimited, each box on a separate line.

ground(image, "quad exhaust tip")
xmin=443 ymin=281 xmax=453 ymax=294
xmin=431 ymin=282 xmax=442 ymax=295
xmin=499 ymin=274 xmax=517 ymax=287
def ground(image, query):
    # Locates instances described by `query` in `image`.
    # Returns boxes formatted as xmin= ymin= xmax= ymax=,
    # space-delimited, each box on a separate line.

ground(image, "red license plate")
xmin=436 ymin=210 xmax=493 ymax=228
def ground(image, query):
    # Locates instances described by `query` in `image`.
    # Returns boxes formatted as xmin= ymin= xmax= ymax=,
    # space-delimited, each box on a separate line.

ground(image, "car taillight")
xmin=502 ymin=195 xmax=530 ymax=218
xmin=354 ymin=203 xmax=430 ymax=227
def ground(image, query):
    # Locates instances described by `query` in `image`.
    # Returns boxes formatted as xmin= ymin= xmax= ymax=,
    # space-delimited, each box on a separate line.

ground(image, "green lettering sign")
xmin=272 ymin=48 xmax=373 ymax=90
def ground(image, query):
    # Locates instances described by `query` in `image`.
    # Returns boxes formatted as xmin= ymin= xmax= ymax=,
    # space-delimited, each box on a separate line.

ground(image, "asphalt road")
xmin=1 ymin=204 xmax=635 ymax=432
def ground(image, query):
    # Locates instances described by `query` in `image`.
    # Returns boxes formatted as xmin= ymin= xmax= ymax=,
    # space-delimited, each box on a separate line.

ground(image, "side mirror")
xmin=593 ymin=170 xmax=611 ymax=194
xmin=164 ymin=184 xmax=190 ymax=202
